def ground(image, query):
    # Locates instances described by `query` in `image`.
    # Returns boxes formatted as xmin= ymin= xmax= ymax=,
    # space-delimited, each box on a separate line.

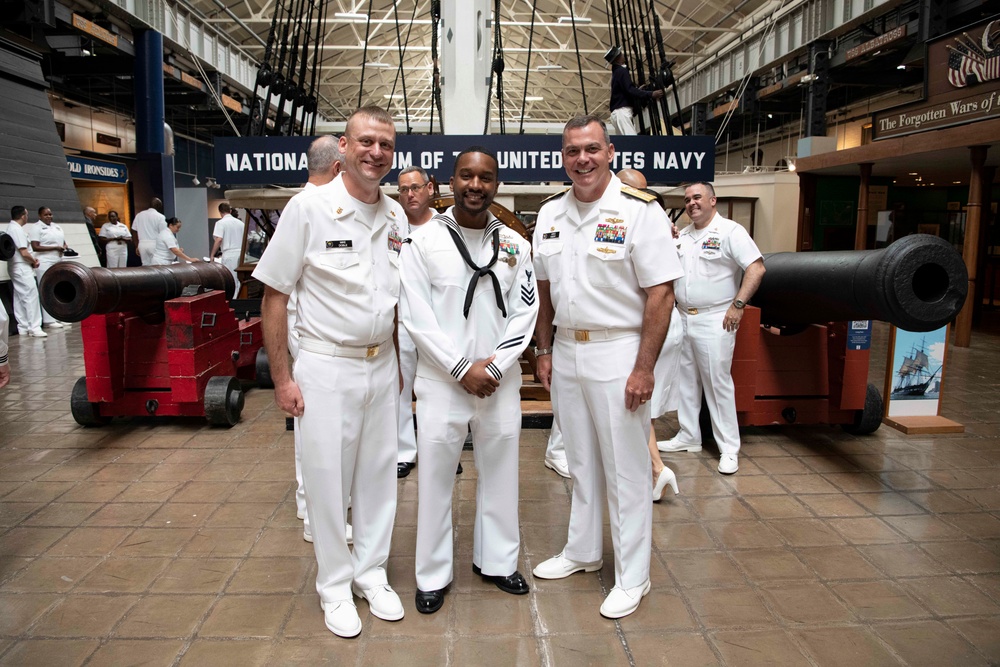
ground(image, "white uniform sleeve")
xmin=99 ymin=225 xmax=111 ymax=239
xmin=251 ymin=197 xmax=307 ymax=295
xmin=161 ymin=229 xmax=178 ymax=250
xmin=487 ymin=247 xmax=539 ymax=382
xmin=27 ymin=223 xmax=40 ymax=243
xmin=399 ymin=238 xmax=472 ymax=382
xmin=726 ymin=224 xmax=763 ymax=270
xmin=629 ymin=203 xmax=683 ymax=288
xmin=0 ymin=302 xmax=9 ymax=367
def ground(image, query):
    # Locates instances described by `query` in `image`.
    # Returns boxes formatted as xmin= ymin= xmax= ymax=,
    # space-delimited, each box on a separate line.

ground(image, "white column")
xmin=441 ymin=0 xmax=491 ymax=134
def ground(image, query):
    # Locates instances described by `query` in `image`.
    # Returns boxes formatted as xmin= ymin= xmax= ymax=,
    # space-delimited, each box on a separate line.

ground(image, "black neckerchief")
xmin=438 ymin=214 xmax=508 ymax=319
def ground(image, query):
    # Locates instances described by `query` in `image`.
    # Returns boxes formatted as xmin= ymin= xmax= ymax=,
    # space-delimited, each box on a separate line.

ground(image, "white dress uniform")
xmin=0 ymin=300 xmax=8 ymax=367
xmin=651 ymin=307 xmax=683 ymax=417
xmin=396 ymin=294 xmax=418 ymax=466
xmin=252 ymin=173 xmax=402 ymax=605
xmin=99 ymin=221 xmax=132 ymax=268
xmin=133 ymin=207 xmax=167 ymax=266
xmin=533 ymin=175 xmax=683 ymax=590
xmin=151 ymin=228 xmax=180 ymax=265
xmin=213 ymin=213 xmax=245 ymax=297
xmin=5 ymin=221 xmax=42 ymax=334
xmin=400 ymin=208 xmax=538 ymax=591
xmin=4 ymin=222 xmax=42 ymax=333
xmin=28 ymin=221 xmax=65 ymax=326
xmin=672 ymin=212 xmax=762 ymax=456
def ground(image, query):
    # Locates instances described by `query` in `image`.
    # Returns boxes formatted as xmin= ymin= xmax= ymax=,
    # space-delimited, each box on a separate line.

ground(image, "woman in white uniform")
xmin=29 ymin=207 xmax=68 ymax=328
xmin=151 ymin=218 xmax=199 ymax=265
xmin=98 ymin=210 xmax=133 ymax=268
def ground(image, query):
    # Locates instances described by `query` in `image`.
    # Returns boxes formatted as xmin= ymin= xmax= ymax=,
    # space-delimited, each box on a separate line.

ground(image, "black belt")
xmin=445 ymin=225 xmax=507 ymax=319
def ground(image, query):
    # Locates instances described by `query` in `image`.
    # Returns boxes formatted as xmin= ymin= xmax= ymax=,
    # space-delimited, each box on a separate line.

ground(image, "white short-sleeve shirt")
xmin=133 ymin=208 xmax=167 ymax=243
xmin=252 ymin=173 xmax=403 ymax=347
xmin=5 ymin=221 xmax=32 ymax=266
xmin=213 ymin=214 xmax=245 ymax=253
xmin=151 ymin=228 xmax=179 ymax=265
xmin=532 ymin=175 xmax=683 ymax=330
xmin=30 ymin=221 xmax=65 ymax=253
xmin=99 ymin=221 xmax=131 ymax=241
xmin=673 ymin=212 xmax=762 ymax=310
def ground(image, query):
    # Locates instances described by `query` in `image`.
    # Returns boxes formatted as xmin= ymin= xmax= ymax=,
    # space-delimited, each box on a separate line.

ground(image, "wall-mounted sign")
xmin=846 ymin=25 xmax=907 ymax=61
xmin=66 ymin=155 xmax=128 ymax=184
xmin=214 ymin=134 xmax=716 ymax=186
xmin=882 ymin=324 xmax=964 ymax=434
xmin=71 ymin=14 xmax=119 ymax=48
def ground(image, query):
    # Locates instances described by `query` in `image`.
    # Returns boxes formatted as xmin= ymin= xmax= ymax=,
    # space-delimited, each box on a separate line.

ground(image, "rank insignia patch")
xmin=702 ymin=236 xmax=721 ymax=251
xmin=595 ymin=223 xmax=627 ymax=244
xmin=388 ymin=224 xmax=403 ymax=254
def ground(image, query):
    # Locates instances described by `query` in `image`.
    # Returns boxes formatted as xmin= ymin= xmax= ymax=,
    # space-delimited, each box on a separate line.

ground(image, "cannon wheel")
xmin=70 ymin=377 xmax=111 ymax=427
xmin=255 ymin=348 xmax=273 ymax=388
xmin=843 ymin=383 xmax=884 ymax=435
xmin=204 ymin=376 xmax=245 ymax=427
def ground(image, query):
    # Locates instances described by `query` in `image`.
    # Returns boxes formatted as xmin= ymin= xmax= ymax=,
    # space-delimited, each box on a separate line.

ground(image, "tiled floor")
xmin=1 ymin=320 xmax=999 ymax=666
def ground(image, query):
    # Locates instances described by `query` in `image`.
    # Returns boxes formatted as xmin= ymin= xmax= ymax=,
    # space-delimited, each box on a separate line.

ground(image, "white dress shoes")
xmin=657 ymin=436 xmax=701 ymax=453
xmin=321 ymin=599 xmax=362 ymax=637
xmin=653 ymin=467 xmax=679 ymax=502
xmin=544 ymin=456 xmax=570 ymax=478
xmin=44 ymin=322 xmax=65 ymax=329
xmin=532 ymin=552 xmax=603 ymax=579
xmin=718 ymin=453 xmax=739 ymax=475
xmin=27 ymin=329 xmax=48 ymax=337
xmin=600 ymin=580 xmax=651 ymax=618
xmin=352 ymin=584 xmax=404 ymax=621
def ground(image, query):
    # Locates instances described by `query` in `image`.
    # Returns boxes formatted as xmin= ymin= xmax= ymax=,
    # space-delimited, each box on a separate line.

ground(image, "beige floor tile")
xmin=616 ymin=587 xmax=697 ymax=632
xmin=883 ymin=514 xmax=968 ymax=541
xmin=534 ymin=590 xmax=619 ymax=634
xmin=452 ymin=636 xmax=542 ymax=667
xmin=687 ymin=587 xmax=775 ymax=629
xmin=665 ymin=551 xmax=745 ymax=589
xmin=711 ymin=629 xmax=812 ymax=666
xmin=704 ymin=520 xmax=785 ymax=549
xmin=627 ymin=631 xmax=721 ymax=667
xmin=946 ymin=512 xmax=1000 ymax=539
xmin=742 ymin=495 xmax=812 ymax=519
xmin=363 ymin=637 xmax=449 ymax=667
xmin=652 ymin=522 xmax=715 ymax=550
xmin=75 ymin=557 xmax=171 ymax=593
xmin=112 ymin=527 xmax=197 ymax=557
xmin=729 ymin=549 xmax=816 ymax=582
xmin=545 ymin=634 xmax=631 ymax=666
xmin=114 ymin=594 xmax=216 ymax=637
xmin=949 ymin=617 xmax=1000 ymax=658
xmin=178 ymin=639 xmax=274 ymax=666
xmin=897 ymin=576 xmax=1000 ymax=616
xmin=0 ymin=526 xmax=70 ymax=556
xmin=451 ymin=592 xmax=535 ymax=635
xmin=769 ymin=518 xmax=847 ymax=547
xmin=831 ymin=581 xmax=929 ymax=621
xmin=2 ymin=557 xmax=101 ymax=592
xmin=920 ymin=540 xmax=1000 ymax=574
xmin=29 ymin=594 xmax=138 ymax=637
xmin=150 ymin=557 xmax=240 ymax=594
xmin=0 ymin=638 xmax=98 ymax=667
xmin=83 ymin=503 xmax=161 ymax=527
xmin=85 ymin=639 xmax=184 ymax=667
xmin=203 ymin=503 xmax=275 ymax=528
xmin=873 ymin=620 xmax=989 ymax=667
xmin=827 ymin=517 xmax=907 ymax=544
xmin=180 ymin=527 xmax=259 ymax=557
xmin=144 ymin=502 xmax=218 ymax=528
xmin=3 ymin=481 xmax=76 ymax=504
xmin=111 ymin=482 xmax=181 ymax=503
xmin=795 ymin=493 xmax=870 ymax=517
xmin=226 ymin=557 xmax=312 ymax=594
xmin=794 ymin=626 xmax=903 ymax=667
xmin=859 ymin=543 xmax=951 ymax=577
xmin=0 ymin=593 xmax=61 ymax=634
xmin=267 ymin=637 xmax=360 ymax=664
xmin=759 ymin=581 xmax=855 ymax=624
xmin=199 ymin=594 xmax=292 ymax=638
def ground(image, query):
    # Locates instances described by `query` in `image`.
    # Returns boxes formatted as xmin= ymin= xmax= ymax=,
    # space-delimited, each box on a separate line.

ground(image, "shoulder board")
xmin=621 ymin=185 xmax=657 ymax=203
xmin=540 ymin=188 xmax=571 ymax=205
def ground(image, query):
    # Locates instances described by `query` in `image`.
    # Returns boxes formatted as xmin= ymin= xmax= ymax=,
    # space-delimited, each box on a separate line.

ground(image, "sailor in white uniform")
xmin=4 ymin=206 xmax=44 ymax=337
xmin=658 ymin=181 xmax=765 ymax=475
xmin=253 ymin=107 xmax=405 ymax=639
xmin=98 ymin=210 xmax=132 ymax=268
xmin=210 ymin=203 xmax=245 ymax=297
xmin=29 ymin=207 xmax=67 ymax=328
xmin=401 ymin=148 xmax=538 ymax=614
xmin=132 ymin=199 xmax=167 ymax=266
xmin=531 ymin=115 xmax=682 ymax=620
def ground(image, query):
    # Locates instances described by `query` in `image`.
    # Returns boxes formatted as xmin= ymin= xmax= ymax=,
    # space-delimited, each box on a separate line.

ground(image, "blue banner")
xmin=66 ymin=155 xmax=128 ymax=184
xmin=214 ymin=134 xmax=715 ymax=186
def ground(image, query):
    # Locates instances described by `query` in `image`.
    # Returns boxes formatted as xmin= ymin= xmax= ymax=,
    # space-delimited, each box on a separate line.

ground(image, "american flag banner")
xmin=947 ymin=35 xmax=1000 ymax=88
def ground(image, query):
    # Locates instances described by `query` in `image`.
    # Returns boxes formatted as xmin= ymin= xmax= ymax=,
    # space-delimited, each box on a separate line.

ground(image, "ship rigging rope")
xmin=517 ymin=0 xmax=538 ymax=134
xmin=429 ymin=0 xmax=443 ymax=134
xmin=388 ymin=1 xmax=418 ymax=134
xmin=357 ymin=0 xmax=375 ymax=109
xmin=483 ymin=0 xmax=506 ymax=134
xmin=569 ymin=3 xmax=588 ymax=115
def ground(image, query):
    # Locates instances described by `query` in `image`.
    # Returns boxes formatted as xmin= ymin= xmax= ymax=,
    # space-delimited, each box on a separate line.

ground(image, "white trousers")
xmin=294 ymin=347 xmax=399 ymax=602
xmin=138 ymin=240 xmax=156 ymax=266
xmin=105 ymin=242 xmax=128 ymax=268
xmin=9 ymin=262 xmax=41 ymax=333
xmin=611 ymin=107 xmax=637 ymax=135
xmin=674 ymin=309 xmax=740 ymax=455
xmin=414 ymin=373 xmax=522 ymax=591
xmin=552 ymin=336 xmax=652 ymax=589
xmin=221 ymin=250 xmax=241 ymax=298
xmin=35 ymin=256 xmax=61 ymax=325
xmin=287 ymin=325 xmax=309 ymax=532
xmin=397 ymin=327 xmax=418 ymax=464
xmin=545 ymin=421 xmax=565 ymax=462
xmin=651 ymin=313 xmax=683 ymax=418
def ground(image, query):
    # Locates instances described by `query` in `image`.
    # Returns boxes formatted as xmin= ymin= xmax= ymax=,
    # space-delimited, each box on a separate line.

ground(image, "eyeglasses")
xmin=397 ymin=183 xmax=429 ymax=194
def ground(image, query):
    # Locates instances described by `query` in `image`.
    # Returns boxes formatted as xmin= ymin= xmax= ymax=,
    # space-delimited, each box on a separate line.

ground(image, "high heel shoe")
xmin=653 ymin=467 xmax=679 ymax=501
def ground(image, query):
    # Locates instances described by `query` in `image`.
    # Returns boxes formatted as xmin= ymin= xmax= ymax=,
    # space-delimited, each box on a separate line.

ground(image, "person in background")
xmin=99 ymin=210 xmax=132 ymax=268
xmin=29 ymin=207 xmax=68 ymax=330
xmin=1 ymin=301 xmax=11 ymax=387
xmin=83 ymin=206 xmax=105 ymax=266
xmin=133 ymin=198 xmax=167 ymax=266
xmin=5 ymin=206 xmax=45 ymax=337
xmin=604 ymin=45 xmax=664 ymax=136
xmin=210 ymin=202 xmax=245 ymax=297
xmin=151 ymin=218 xmax=199 ymax=265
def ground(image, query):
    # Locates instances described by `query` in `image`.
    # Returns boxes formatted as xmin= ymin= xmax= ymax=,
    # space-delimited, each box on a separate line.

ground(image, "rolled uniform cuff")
xmin=486 ymin=362 xmax=502 ymax=382
xmin=450 ymin=357 xmax=472 ymax=381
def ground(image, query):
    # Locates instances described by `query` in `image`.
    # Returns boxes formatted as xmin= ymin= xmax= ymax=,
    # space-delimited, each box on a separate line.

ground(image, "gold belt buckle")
xmin=574 ymin=330 xmax=591 ymax=342
xmin=687 ymin=307 xmax=699 ymax=315
xmin=366 ymin=344 xmax=380 ymax=358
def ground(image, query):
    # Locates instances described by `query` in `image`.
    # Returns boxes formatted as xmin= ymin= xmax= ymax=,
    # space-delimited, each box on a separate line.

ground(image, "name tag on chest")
xmin=326 ymin=240 xmax=353 ymax=249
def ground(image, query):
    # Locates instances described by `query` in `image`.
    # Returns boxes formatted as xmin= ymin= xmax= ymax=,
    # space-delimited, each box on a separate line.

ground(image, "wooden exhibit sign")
xmin=874 ymin=18 xmax=1000 ymax=140
xmin=846 ymin=25 xmax=907 ymax=61
xmin=71 ymin=14 xmax=119 ymax=48
xmin=882 ymin=324 xmax=964 ymax=434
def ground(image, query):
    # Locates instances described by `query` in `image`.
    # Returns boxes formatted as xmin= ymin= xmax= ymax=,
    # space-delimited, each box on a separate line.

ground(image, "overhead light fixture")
xmin=800 ymin=73 xmax=819 ymax=84
xmin=897 ymin=64 xmax=907 ymax=70
xmin=191 ymin=175 xmax=200 ymax=186
xmin=557 ymin=16 xmax=591 ymax=24
xmin=383 ymin=94 xmax=405 ymax=99
xmin=786 ymin=158 xmax=796 ymax=172
xmin=908 ymin=172 xmax=918 ymax=175
xmin=335 ymin=12 xmax=368 ymax=21
xmin=525 ymin=96 xmax=544 ymax=102
xmin=365 ymin=61 xmax=392 ymax=68
xmin=767 ymin=113 xmax=773 ymax=119
xmin=537 ymin=64 xmax=563 ymax=71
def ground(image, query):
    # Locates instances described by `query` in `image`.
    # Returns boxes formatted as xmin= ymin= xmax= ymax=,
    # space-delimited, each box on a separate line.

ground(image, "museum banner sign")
xmin=214 ymin=134 xmax=716 ymax=186
xmin=873 ymin=18 xmax=1000 ymax=140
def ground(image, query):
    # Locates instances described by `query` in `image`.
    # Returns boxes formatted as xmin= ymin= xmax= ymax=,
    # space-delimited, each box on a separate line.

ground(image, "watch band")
xmin=534 ymin=347 xmax=552 ymax=356
xmin=733 ymin=299 xmax=746 ymax=309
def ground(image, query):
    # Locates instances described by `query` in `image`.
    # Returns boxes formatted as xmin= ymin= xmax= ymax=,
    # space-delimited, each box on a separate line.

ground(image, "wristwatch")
xmin=534 ymin=347 xmax=552 ymax=357
xmin=733 ymin=299 xmax=746 ymax=309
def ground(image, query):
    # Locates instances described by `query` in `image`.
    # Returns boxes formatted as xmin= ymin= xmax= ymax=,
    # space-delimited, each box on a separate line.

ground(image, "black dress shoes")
xmin=472 ymin=564 xmax=530 ymax=595
xmin=456 ymin=462 xmax=463 ymax=474
xmin=397 ymin=461 xmax=416 ymax=478
xmin=415 ymin=588 xmax=446 ymax=614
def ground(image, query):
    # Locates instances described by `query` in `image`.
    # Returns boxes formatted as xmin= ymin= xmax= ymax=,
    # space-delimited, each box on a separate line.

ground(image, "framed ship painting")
xmin=883 ymin=324 xmax=964 ymax=434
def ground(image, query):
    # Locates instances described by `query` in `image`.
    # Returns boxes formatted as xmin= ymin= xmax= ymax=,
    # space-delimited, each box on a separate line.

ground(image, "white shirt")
xmin=133 ymin=207 xmax=167 ymax=243
xmin=533 ymin=175 xmax=683 ymax=330
xmin=252 ymin=173 xmax=403 ymax=347
xmin=151 ymin=228 xmax=179 ymax=265
xmin=674 ymin=212 xmax=762 ymax=311
xmin=99 ymin=221 xmax=131 ymax=242
xmin=5 ymin=221 xmax=32 ymax=266
xmin=29 ymin=221 xmax=65 ymax=255
xmin=213 ymin=214 xmax=245 ymax=253
xmin=400 ymin=208 xmax=538 ymax=383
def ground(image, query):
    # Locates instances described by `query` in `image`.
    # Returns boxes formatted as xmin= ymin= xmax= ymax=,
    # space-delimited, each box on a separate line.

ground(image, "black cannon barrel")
xmin=0 ymin=232 xmax=16 ymax=261
xmin=754 ymin=234 xmax=968 ymax=332
xmin=39 ymin=262 xmax=236 ymax=322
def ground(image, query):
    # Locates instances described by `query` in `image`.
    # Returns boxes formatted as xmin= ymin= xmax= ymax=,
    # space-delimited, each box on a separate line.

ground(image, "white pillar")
xmin=441 ymin=0 xmax=491 ymax=134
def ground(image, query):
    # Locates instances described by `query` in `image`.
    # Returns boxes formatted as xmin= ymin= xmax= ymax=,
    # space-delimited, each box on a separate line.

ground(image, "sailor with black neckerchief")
xmin=400 ymin=146 xmax=537 ymax=615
